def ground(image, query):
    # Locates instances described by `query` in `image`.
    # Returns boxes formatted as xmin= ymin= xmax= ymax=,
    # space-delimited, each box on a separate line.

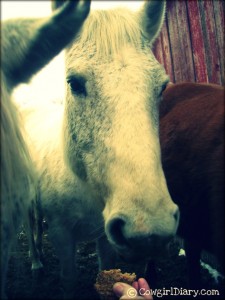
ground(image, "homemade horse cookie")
xmin=95 ymin=269 xmax=136 ymax=300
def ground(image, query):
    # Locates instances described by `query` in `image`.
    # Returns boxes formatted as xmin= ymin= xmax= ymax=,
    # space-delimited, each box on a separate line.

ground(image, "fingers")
xmin=132 ymin=281 xmax=139 ymax=290
xmin=114 ymin=283 xmax=138 ymax=299
xmin=137 ymin=278 xmax=153 ymax=300
xmin=113 ymin=279 xmax=153 ymax=300
xmin=138 ymin=278 xmax=151 ymax=292
xmin=113 ymin=282 xmax=148 ymax=299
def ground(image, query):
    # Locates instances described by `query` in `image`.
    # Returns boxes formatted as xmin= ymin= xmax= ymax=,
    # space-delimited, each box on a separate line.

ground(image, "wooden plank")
xmin=153 ymin=20 xmax=175 ymax=82
xmin=198 ymin=0 xmax=221 ymax=84
xmin=213 ymin=0 xmax=224 ymax=84
xmin=154 ymin=0 xmax=224 ymax=85
xmin=161 ymin=17 xmax=175 ymax=82
xmin=186 ymin=0 xmax=208 ymax=83
xmin=167 ymin=0 xmax=195 ymax=83
xmin=167 ymin=0 xmax=183 ymax=82
xmin=176 ymin=0 xmax=195 ymax=82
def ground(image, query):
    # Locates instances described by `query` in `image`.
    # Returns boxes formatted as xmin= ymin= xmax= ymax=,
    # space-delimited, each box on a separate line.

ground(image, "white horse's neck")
xmin=22 ymin=103 xmax=104 ymax=240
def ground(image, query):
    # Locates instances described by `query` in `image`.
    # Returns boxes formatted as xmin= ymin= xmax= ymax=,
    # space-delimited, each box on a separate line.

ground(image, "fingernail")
xmin=138 ymin=278 xmax=145 ymax=284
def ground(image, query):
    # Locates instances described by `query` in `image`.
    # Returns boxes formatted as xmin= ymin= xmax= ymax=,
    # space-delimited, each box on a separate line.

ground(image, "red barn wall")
xmin=153 ymin=0 xmax=224 ymax=85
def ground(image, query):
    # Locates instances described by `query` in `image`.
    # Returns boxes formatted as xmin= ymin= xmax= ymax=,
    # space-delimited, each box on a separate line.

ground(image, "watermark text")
xmin=139 ymin=287 xmax=220 ymax=298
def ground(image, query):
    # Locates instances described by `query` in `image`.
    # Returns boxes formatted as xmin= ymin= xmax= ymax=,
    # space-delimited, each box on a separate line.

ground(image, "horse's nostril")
xmin=174 ymin=207 xmax=180 ymax=223
xmin=106 ymin=217 xmax=128 ymax=247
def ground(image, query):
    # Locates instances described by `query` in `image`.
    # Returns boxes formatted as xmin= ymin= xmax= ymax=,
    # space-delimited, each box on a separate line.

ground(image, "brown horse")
xmin=160 ymin=82 xmax=224 ymax=288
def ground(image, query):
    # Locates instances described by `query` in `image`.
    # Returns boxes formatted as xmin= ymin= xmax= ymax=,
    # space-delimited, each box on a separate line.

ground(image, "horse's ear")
xmin=139 ymin=0 xmax=166 ymax=44
xmin=51 ymin=0 xmax=65 ymax=11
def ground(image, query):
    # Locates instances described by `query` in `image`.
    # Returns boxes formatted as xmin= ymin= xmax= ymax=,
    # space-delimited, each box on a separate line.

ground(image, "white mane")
xmin=73 ymin=8 xmax=145 ymax=59
xmin=1 ymin=74 xmax=36 ymax=210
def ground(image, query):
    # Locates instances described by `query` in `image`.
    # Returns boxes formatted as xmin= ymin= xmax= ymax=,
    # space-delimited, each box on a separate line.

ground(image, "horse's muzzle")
xmin=105 ymin=208 xmax=179 ymax=259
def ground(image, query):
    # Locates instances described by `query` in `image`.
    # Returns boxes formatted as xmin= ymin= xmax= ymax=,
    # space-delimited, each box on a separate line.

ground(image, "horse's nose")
xmin=106 ymin=216 xmax=128 ymax=248
xmin=174 ymin=206 xmax=180 ymax=224
xmin=106 ymin=209 xmax=179 ymax=250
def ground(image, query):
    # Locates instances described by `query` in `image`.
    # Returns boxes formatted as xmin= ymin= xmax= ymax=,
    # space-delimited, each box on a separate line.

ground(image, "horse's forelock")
xmin=73 ymin=8 xmax=144 ymax=60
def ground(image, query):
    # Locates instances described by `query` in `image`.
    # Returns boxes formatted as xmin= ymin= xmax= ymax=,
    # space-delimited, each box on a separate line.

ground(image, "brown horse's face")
xmin=64 ymin=4 xmax=179 ymax=260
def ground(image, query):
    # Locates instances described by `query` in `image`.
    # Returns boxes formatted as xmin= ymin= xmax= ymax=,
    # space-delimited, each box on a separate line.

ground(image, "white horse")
xmin=23 ymin=0 xmax=179 ymax=297
xmin=1 ymin=1 xmax=90 ymax=298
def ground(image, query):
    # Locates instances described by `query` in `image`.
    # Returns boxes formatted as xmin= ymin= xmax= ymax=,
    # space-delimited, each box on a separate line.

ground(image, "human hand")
xmin=113 ymin=278 xmax=153 ymax=299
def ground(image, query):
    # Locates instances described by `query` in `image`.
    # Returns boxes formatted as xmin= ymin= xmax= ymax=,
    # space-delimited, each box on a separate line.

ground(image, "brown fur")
xmin=160 ymin=82 xmax=224 ymax=286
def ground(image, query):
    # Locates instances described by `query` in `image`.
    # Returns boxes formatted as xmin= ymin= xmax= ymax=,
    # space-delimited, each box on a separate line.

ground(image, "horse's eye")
xmin=160 ymin=80 xmax=169 ymax=95
xmin=67 ymin=77 xmax=87 ymax=97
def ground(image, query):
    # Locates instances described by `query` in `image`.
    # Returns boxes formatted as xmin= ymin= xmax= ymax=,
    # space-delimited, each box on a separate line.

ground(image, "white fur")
xmin=1 ymin=70 xmax=37 ymax=300
xmin=1 ymin=1 xmax=91 ymax=298
xmin=22 ymin=3 xmax=179 ymax=296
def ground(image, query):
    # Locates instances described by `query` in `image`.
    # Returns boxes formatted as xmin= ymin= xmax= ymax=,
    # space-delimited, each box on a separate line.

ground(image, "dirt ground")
xmin=6 ymin=228 xmax=224 ymax=300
